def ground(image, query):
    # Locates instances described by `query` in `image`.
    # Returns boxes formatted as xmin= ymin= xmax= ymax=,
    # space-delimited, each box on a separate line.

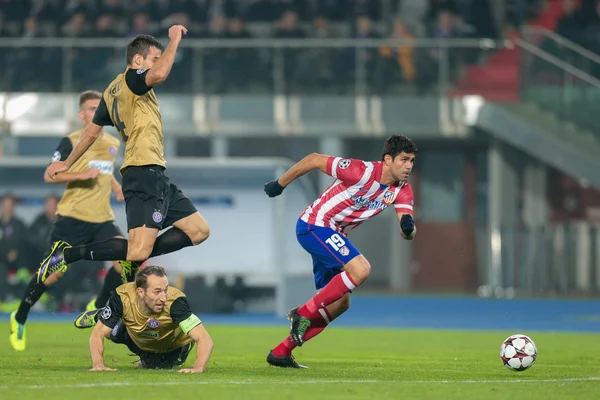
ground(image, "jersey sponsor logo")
xmin=351 ymin=186 xmax=390 ymax=211
xmin=51 ymin=151 xmax=61 ymax=162
xmin=109 ymin=146 xmax=117 ymax=156
xmin=339 ymin=246 xmax=350 ymax=256
xmin=88 ymin=160 xmax=114 ymax=175
xmin=338 ymin=159 xmax=351 ymax=169
xmin=100 ymin=306 xmax=111 ymax=320
xmin=152 ymin=211 xmax=163 ymax=223
xmin=137 ymin=69 xmax=148 ymax=74
xmin=138 ymin=331 xmax=160 ymax=339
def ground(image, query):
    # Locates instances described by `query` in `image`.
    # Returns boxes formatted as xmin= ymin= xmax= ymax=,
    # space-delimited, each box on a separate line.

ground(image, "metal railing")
xmin=0 ymin=37 xmax=511 ymax=95
xmin=476 ymin=223 xmax=600 ymax=297
xmin=521 ymin=26 xmax=600 ymax=76
xmin=515 ymin=36 xmax=600 ymax=138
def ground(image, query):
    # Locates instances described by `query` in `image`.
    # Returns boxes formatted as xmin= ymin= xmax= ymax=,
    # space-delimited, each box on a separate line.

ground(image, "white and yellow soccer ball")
xmin=500 ymin=334 xmax=537 ymax=371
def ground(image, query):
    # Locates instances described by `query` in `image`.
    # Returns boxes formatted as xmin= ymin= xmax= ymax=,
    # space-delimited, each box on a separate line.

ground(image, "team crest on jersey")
xmin=152 ymin=211 xmax=163 ymax=223
xmin=109 ymin=146 xmax=117 ymax=156
xmin=148 ymin=318 xmax=159 ymax=329
xmin=382 ymin=190 xmax=396 ymax=205
xmin=339 ymin=159 xmax=351 ymax=169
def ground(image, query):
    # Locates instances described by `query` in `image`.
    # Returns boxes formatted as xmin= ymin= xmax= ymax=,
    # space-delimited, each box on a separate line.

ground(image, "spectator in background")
xmin=299 ymin=15 xmax=337 ymax=91
xmin=27 ymin=195 xmax=59 ymax=270
xmin=417 ymin=9 xmax=462 ymax=94
xmin=317 ymin=0 xmax=347 ymax=21
xmin=0 ymin=0 xmax=31 ymax=22
xmin=455 ymin=0 xmax=497 ymax=39
xmin=131 ymin=0 xmax=163 ymax=24
xmin=244 ymin=0 xmax=279 ymax=22
xmin=221 ymin=17 xmax=256 ymax=92
xmin=99 ymin=0 xmax=125 ymax=26
xmin=128 ymin=11 xmax=155 ymax=37
xmin=350 ymin=0 xmax=382 ymax=21
xmin=0 ymin=194 xmax=29 ymax=308
xmin=340 ymin=15 xmax=381 ymax=93
xmin=379 ymin=18 xmax=416 ymax=92
xmin=273 ymin=11 xmax=306 ymax=93
xmin=556 ymin=0 xmax=584 ymax=44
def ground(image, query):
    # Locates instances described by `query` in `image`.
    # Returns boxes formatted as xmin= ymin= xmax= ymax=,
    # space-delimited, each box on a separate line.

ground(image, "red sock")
xmin=297 ymin=272 xmax=356 ymax=319
xmin=272 ymin=308 xmax=332 ymax=357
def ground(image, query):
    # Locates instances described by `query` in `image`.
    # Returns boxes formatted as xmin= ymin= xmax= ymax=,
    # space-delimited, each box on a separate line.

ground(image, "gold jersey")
xmin=117 ymin=283 xmax=193 ymax=353
xmin=101 ymin=69 xmax=166 ymax=173
xmin=56 ymin=130 xmax=120 ymax=223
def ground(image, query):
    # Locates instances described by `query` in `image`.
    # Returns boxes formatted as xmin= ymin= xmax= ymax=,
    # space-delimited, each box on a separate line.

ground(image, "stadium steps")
xmin=499 ymin=101 xmax=600 ymax=160
xmin=449 ymin=32 xmax=521 ymax=102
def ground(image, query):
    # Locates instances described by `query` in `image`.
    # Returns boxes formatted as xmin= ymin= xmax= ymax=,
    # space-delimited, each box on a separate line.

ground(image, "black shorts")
xmin=110 ymin=321 xmax=193 ymax=369
xmin=121 ymin=165 xmax=197 ymax=231
xmin=50 ymin=215 xmax=123 ymax=246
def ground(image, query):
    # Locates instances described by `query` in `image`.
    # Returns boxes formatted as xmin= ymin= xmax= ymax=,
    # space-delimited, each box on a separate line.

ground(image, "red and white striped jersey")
xmin=300 ymin=157 xmax=414 ymax=234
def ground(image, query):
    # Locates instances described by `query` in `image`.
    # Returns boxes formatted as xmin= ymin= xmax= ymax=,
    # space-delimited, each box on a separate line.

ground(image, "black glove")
xmin=400 ymin=214 xmax=415 ymax=236
xmin=264 ymin=179 xmax=285 ymax=198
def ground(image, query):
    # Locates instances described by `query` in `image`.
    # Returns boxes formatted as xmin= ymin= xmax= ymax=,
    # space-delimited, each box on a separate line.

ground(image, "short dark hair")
xmin=126 ymin=35 xmax=164 ymax=64
xmin=78 ymin=90 xmax=102 ymax=107
xmin=381 ymin=135 xmax=418 ymax=161
xmin=135 ymin=266 xmax=167 ymax=290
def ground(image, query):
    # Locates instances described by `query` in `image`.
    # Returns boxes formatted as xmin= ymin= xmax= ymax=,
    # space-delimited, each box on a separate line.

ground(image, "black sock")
xmin=15 ymin=278 xmax=48 ymax=324
xmin=94 ymin=267 xmax=123 ymax=309
xmin=150 ymin=228 xmax=194 ymax=257
xmin=64 ymin=238 xmax=128 ymax=264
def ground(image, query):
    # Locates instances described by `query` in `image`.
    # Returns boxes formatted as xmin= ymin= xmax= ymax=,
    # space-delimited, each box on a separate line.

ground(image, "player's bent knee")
xmin=189 ymin=221 xmax=210 ymax=245
xmin=344 ymin=256 xmax=371 ymax=285
xmin=127 ymin=244 xmax=153 ymax=262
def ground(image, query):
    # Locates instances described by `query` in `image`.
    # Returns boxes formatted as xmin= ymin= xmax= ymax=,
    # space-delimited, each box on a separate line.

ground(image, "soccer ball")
xmin=500 ymin=334 xmax=537 ymax=371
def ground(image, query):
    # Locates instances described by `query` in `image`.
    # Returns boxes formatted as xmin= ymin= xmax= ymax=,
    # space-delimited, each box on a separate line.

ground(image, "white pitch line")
xmin=0 ymin=377 xmax=599 ymax=390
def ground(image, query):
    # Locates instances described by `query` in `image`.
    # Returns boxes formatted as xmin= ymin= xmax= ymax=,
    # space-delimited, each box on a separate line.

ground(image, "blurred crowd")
xmin=549 ymin=0 xmax=600 ymax=56
xmin=0 ymin=0 xmax=502 ymax=94
xmin=0 ymin=193 xmax=105 ymax=313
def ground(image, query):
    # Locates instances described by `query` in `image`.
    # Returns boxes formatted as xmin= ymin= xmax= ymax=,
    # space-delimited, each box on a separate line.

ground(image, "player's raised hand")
xmin=264 ymin=179 xmax=285 ymax=198
xmin=178 ymin=368 xmax=204 ymax=374
xmin=45 ymin=161 xmax=69 ymax=180
xmin=168 ymin=25 xmax=188 ymax=42
xmin=89 ymin=365 xmax=117 ymax=372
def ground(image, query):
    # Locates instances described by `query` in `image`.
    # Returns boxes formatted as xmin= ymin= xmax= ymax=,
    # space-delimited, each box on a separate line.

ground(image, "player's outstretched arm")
xmin=46 ymin=123 xmax=103 ymax=179
xmin=89 ymin=321 xmax=117 ymax=372
xmin=44 ymin=167 xmax=101 ymax=184
xmin=398 ymin=213 xmax=417 ymax=240
xmin=264 ymin=153 xmax=329 ymax=197
xmin=145 ymin=25 xmax=188 ymax=87
xmin=178 ymin=324 xmax=214 ymax=373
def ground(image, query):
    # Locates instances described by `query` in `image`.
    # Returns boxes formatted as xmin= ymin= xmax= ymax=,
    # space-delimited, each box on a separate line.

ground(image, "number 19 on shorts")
xmin=325 ymin=233 xmax=346 ymax=251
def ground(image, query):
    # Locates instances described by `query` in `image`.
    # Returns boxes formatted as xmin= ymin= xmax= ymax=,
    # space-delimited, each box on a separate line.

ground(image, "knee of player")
xmin=191 ymin=224 xmax=210 ymax=245
xmin=349 ymin=258 xmax=371 ymax=284
xmin=127 ymin=243 xmax=153 ymax=261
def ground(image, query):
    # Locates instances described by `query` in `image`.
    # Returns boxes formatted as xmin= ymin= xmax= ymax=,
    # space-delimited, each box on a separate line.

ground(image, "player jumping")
xmin=263 ymin=135 xmax=417 ymax=368
xmin=10 ymin=90 xmax=126 ymax=351
xmin=41 ymin=26 xmax=210 ymax=283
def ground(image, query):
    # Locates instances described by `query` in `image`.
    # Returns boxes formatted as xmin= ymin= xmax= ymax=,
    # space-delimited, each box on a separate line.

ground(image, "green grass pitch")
xmin=0 ymin=323 xmax=599 ymax=399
